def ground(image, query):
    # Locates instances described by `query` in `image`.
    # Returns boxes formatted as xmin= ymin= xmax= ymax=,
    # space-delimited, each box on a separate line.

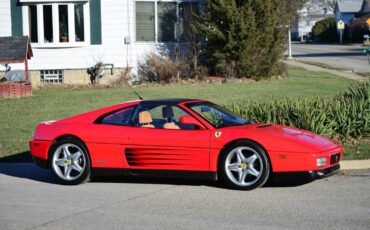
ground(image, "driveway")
xmin=0 ymin=163 xmax=369 ymax=230
xmin=291 ymin=43 xmax=370 ymax=73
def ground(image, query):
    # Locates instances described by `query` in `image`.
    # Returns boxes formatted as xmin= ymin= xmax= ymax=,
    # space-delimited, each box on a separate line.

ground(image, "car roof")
xmin=139 ymin=98 xmax=203 ymax=105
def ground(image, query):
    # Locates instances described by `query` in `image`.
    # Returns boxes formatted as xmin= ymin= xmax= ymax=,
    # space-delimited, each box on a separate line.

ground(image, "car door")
xmin=84 ymin=106 xmax=137 ymax=169
xmin=122 ymin=104 xmax=211 ymax=171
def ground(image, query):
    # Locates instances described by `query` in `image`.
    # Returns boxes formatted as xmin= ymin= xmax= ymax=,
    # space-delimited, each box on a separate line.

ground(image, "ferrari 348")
xmin=30 ymin=99 xmax=342 ymax=190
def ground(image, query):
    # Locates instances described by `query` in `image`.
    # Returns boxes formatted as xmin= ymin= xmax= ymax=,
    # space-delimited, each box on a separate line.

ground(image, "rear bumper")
xmin=309 ymin=164 xmax=340 ymax=179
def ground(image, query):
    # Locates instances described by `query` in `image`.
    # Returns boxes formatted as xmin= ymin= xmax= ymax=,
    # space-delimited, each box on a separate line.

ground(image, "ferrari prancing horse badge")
xmin=215 ymin=131 xmax=222 ymax=138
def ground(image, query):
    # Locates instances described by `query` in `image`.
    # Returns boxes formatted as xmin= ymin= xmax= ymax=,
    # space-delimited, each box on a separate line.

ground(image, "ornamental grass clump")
xmin=225 ymin=82 xmax=369 ymax=143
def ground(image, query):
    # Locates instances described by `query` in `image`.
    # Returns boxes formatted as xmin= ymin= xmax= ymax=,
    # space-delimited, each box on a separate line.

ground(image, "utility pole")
xmin=287 ymin=28 xmax=293 ymax=59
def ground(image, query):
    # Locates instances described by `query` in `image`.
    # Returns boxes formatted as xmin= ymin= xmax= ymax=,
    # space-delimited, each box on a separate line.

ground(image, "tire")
xmin=219 ymin=140 xmax=270 ymax=190
xmin=49 ymin=137 xmax=91 ymax=185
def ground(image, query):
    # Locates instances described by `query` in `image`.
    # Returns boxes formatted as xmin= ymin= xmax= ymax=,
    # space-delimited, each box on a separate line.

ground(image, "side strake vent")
xmin=125 ymin=148 xmax=194 ymax=167
xmin=256 ymin=124 xmax=272 ymax=128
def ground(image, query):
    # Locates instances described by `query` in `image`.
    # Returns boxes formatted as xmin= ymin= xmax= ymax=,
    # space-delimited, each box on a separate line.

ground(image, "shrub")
xmin=193 ymin=0 xmax=304 ymax=79
xmin=348 ymin=18 xmax=369 ymax=43
xmin=109 ymin=67 xmax=131 ymax=86
xmin=138 ymin=53 xmax=191 ymax=83
xmin=312 ymin=17 xmax=338 ymax=42
xmin=224 ymin=82 xmax=370 ymax=143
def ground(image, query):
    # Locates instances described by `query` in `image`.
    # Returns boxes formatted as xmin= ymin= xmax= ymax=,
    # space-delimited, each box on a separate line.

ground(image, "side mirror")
xmin=179 ymin=116 xmax=205 ymax=130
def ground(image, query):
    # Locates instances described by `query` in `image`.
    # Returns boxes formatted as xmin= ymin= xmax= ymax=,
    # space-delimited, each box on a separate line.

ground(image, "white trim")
xmin=31 ymin=43 xmax=88 ymax=48
xmin=68 ymin=4 xmax=75 ymax=42
xmin=52 ymin=4 xmax=58 ymax=43
xmin=84 ymin=2 xmax=90 ymax=44
xmin=38 ymin=4 xmax=44 ymax=44
xmin=154 ymin=1 xmax=158 ymax=43
xmin=22 ymin=6 xmax=29 ymax=37
xmin=20 ymin=0 xmax=88 ymax=3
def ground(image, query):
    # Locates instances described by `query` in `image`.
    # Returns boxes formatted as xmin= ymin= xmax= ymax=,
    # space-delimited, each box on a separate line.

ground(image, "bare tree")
xmin=309 ymin=0 xmax=337 ymax=13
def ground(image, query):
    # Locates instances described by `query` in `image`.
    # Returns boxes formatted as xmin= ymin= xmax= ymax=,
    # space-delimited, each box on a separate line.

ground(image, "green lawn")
xmin=0 ymin=65 xmax=366 ymax=160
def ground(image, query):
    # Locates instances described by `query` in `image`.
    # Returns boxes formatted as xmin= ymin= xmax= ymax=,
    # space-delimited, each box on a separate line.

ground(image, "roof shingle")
xmin=0 ymin=36 xmax=32 ymax=64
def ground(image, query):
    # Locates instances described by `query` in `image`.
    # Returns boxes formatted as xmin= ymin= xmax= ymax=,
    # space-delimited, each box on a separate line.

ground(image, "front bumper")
xmin=270 ymin=146 xmax=343 ymax=172
xmin=29 ymin=139 xmax=52 ymax=169
xmin=309 ymin=164 xmax=340 ymax=179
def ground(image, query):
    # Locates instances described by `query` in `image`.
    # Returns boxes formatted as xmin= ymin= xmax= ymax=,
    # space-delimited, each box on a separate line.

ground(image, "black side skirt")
xmin=92 ymin=168 xmax=218 ymax=181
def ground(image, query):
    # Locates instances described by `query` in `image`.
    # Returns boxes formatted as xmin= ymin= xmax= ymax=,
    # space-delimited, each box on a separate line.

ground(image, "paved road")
xmin=0 ymin=163 xmax=369 ymax=230
xmin=291 ymin=43 xmax=370 ymax=73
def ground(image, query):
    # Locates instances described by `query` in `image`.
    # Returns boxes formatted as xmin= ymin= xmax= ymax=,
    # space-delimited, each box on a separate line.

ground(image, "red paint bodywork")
xmin=29 ymin=99 xmax=342 ymax=176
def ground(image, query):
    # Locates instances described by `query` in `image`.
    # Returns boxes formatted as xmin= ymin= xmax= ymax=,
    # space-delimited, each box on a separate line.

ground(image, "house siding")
xmin=1 ymin=0 xmax=198 ymax=84
xmin=0 ymin=0 xmax=11 ymax=36
xmin=291 ymin=0 xmax=333 ymax=41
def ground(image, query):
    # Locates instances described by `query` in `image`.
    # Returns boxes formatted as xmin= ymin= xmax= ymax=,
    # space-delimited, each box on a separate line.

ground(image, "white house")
xmin=0 ymin=0 xmax=199 ymax=85
xmin=291 ymin=0 xmax=334 ymax=41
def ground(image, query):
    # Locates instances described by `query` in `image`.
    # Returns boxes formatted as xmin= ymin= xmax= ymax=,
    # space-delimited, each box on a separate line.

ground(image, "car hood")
xmin=226 ymin=124 xmax=339 ymax=153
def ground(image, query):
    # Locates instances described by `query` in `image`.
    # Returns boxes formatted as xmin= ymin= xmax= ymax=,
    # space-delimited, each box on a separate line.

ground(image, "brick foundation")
xmin=0 ymin=82 xmax=32 ymax=99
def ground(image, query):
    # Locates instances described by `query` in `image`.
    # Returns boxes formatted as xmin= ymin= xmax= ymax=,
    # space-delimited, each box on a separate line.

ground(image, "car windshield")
xmin=186 ymin=102 xmax=252 ymax=128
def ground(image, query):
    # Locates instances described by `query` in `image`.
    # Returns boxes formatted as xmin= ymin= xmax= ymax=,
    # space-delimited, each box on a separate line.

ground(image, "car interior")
xmin=136 ymin=105 xmax=197 ymax=130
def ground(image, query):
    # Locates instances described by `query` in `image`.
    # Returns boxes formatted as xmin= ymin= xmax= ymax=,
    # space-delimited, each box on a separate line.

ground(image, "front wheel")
xmin=219 ymin=141 xmax=270 ymax=190
xmin=49 ymin=137 xmax=91 ymax=185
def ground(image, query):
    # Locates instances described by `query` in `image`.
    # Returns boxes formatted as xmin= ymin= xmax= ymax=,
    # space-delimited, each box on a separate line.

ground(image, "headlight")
xmin=316 ymin=157 xmax=327 ymax=167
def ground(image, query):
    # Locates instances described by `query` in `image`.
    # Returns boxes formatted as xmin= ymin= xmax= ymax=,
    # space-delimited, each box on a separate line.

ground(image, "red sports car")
xmin=29 ymin=99 xmax=342 ymax=190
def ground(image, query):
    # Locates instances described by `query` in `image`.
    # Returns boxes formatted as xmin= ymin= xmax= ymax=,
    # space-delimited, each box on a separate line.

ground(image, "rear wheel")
xmin=49 ymin=137 xmax=91 ymax=185
xmin=219 ymin=141 xmax=270 ymax=190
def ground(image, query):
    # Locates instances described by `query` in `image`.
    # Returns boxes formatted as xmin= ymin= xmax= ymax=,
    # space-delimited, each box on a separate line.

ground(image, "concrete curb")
xmin=340 ymin=160 xmax=370 ymax=170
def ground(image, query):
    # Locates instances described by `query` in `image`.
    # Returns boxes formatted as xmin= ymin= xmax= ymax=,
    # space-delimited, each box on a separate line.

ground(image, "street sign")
xmin=367 ymin=18 xmax=370 ymax=26
xmin=337 ymin=20 xmax=345 ymax=30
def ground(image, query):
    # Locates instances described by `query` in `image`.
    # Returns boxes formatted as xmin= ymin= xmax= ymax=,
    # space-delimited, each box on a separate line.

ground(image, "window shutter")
xmin=10 ymin=0 xmax=23 ymax=36
xmin=90 ymin=0 xmax=102 ymax=44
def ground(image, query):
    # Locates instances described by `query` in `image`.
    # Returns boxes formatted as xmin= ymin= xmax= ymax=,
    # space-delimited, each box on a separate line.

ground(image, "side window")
xmin=191 ymin=105 xmax=222 ymax=126
xmin=100 ymin=106 xmax=135 ymax=126
xmin=132 ymin=104 xmax=196 ymax=130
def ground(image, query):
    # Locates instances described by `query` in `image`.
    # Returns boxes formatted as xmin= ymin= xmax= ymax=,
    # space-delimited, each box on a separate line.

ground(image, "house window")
xmin=74 ymin=4 xmax=85 ymax=42
xmin=58 ymin=5 xmax=69 ymax=42
xmin=27 ymin=3 xmax=88 ymax=46
xmin=40 ymin=70 xmax=63 ymax=83
xmin=157 ymin=2 xmax=177 ymax=42
xmin=135 ymin=1 xmax=199 ymax=43
xmin=136 ymin=2 xmax=155 ymax=42
xmin=28 ymin=5 xmax=38 ymax=43
xmin=43 ymin=5 xmax=53 ymax=43
xmin=179 ymin=2 xmax=198 ymax=42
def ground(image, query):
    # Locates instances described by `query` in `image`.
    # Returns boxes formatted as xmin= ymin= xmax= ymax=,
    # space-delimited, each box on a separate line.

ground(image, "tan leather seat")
xmin=163 ymin=122 xmax=180 ymax=130
xmin=162 ymin=106 xmax=180 ymax=130
xmin=139 ymin=111 xmax=155 ymax=128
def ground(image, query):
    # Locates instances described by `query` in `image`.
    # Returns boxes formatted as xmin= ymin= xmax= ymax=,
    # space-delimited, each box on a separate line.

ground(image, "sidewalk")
xmin=341 ymin=160 xmax=370 ymax=170
xmin=284 ymin=59 xmax=368 ymax=81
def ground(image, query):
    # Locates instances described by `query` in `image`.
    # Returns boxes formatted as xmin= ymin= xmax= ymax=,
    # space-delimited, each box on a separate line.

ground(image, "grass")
xmin=343 ymin=138 xmax=370 ymax=160
xmin=0 ymin=65 xmax=367 ymax=160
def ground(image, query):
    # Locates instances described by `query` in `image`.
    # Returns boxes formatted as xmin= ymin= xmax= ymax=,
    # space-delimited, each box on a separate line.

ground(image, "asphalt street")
xmin=0 ymin=163 xmax=369 ymax=230
xmin=291 ymin=43 xmax=370 ymax=73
